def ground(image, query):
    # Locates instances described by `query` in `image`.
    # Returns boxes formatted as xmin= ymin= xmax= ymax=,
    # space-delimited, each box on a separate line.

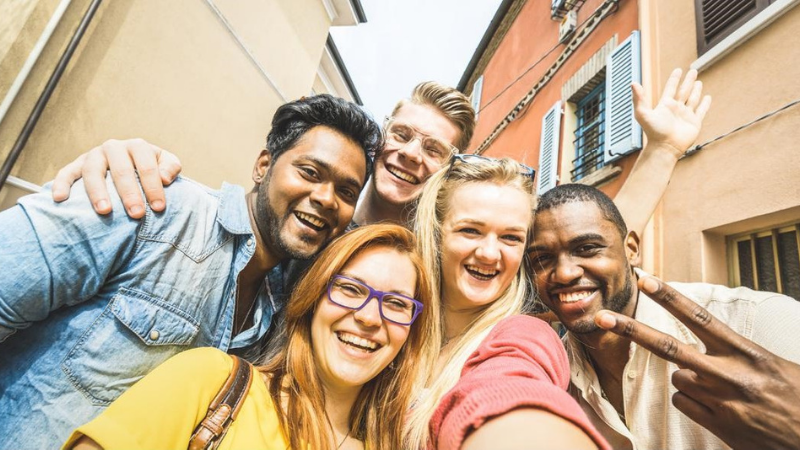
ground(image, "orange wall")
xmin=470 ymin=0 xmax=639 ymax=197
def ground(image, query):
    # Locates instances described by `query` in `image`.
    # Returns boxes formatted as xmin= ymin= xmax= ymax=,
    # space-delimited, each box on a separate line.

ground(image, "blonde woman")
xmin=65 ymin=224 xmax=436 ymax=450
xmin=405 ymin=156 xmax=606 ymax=450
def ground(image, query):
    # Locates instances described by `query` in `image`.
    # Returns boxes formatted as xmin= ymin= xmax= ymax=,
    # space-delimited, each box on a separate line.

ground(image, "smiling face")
xmin=311 ymin=246 xmax=417 ymax=392
xmin=440 ymin=182 xmax=531 ymax=314
xmin=529 ymin=201 xmax=638 ymax=336
xmin=253 ymin=125 xmax=367 ymax=260
xmin=373 ymin=103 xmax=460 ymax=208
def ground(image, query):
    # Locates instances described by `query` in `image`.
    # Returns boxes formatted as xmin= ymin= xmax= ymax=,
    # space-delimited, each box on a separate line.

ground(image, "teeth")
xmin=387 ymin=166 xmax=419 ymax=184
xmin=465 ymin=265 xmax=499 ymax=280
xmin=558 ymin=290 xmax=593 ymax=303
xmin=337 ymin=332 xmax=380 ymax=352
xmin=295 ymin=212 xmax=325 ymax=230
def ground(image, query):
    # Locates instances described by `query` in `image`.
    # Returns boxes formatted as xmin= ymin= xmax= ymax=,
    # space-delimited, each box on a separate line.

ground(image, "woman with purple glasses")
xmin=64 ymin=224 xmax=435 ymax=450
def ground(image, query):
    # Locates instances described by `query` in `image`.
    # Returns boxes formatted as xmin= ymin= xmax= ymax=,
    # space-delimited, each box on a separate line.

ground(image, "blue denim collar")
xmin=216 ymin=182 xmax=253 ymax=235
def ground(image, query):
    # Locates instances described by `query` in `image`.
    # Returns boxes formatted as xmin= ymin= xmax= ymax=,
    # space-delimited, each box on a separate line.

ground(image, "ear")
xmin=625 ymin=230 xmax=642 ymax=268
xmin=252 ymin=150 xmax=271 ymax=185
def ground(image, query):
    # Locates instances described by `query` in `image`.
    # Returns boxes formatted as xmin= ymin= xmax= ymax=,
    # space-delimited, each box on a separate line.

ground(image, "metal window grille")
xmin=730 ymin=223 xmax=800 ymax=300
xmin=571 ymin=84 xmax=605 ymax=181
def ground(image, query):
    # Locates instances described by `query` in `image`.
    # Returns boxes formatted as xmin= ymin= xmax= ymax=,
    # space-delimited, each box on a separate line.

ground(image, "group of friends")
xmin=1 ymin=68 xmax=799 ymax=450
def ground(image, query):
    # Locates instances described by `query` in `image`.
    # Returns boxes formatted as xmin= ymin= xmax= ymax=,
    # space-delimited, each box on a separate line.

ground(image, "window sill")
xmin=573 ymin=164 xmax=622 ymax=187
xmin=692 ymin=0 xmax=800 ymax=72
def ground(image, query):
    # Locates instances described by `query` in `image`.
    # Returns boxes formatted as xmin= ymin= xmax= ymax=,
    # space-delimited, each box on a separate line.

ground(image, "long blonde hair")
xmin=405 ymin=158 xmax=534 ymax=448
xmin=260 ymin=224 xmax=436 ymax=450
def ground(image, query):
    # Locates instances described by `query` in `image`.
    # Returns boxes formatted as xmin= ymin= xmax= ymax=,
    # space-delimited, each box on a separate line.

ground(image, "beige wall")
xmin=0 ymin=0 xmax=353 ymax=210
xmin=641 ymin=0 xmax=800 ymax=284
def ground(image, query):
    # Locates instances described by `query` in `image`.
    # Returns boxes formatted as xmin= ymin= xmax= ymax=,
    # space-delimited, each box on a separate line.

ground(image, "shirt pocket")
xmin=62 ymin=287 xmax=200 ymax=405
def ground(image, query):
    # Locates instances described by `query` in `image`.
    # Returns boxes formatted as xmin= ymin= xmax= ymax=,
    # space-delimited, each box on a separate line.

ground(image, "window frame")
xmin=728 ymin=222 xmax=800 ymax=297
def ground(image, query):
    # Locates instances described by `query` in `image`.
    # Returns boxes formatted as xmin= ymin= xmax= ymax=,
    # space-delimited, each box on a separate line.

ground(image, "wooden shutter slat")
xmin=537 ymin=101 xmax=562 ymax=194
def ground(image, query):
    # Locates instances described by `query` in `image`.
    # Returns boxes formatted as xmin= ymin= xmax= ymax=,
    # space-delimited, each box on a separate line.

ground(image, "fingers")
xmin=638 ymin=276 xmax=747 ymax=353
xmin=631 ymin=82 xmax=651 ymax=118
xmin=52 ymin=153 xmax=87 ymax=202
xmin=672 ymin=391 xmax=717 ymax=429
xmin=686 ymin=79 xmax=703 ymax=110
xmin=156 ymin=148 xmax=182 ymax=186
xmin=595 ymin=309 xmax=714 ymax=373
xmin=102 ymin=140 xmax=146 ymax=219
xmin=660 ymin=68 xmax=683 ymax=103
xmin=81 ymin=147 xmax=115 ymax=215
xmin=696 ymin=95 xmax=712 ymax=122
xmin=127 ymin=140 xmax=166 ymax=212
xmin=676 ymin=69 xmax=698 ymax=104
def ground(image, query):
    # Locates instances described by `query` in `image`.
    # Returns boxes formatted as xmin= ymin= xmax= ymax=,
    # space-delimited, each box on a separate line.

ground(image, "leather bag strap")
xmin=188 ymin=354 xmax=253 ymax=450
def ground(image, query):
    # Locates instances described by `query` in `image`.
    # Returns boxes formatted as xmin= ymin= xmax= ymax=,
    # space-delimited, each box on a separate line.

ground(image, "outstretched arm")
xmin=595 ymin=275 xmax=800 ymax=450
xmin=614 ymin=68 xmax=712 ymax=238
xmin=52 ymin=138 xmax=182 ymax=219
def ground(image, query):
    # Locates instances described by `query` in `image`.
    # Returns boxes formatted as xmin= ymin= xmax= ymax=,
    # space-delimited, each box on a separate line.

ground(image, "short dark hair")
xmin=536 ymin=184 xmax=628 ymax=239
xmin=266 ymin=94 xmax=383 ymax=180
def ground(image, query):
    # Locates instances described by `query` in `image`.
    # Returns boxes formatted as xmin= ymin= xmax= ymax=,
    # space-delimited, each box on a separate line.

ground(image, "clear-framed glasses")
xmin=383 ymin=117 xmax=459 ymax=166
xmin=327 ymin=275 xmax=423 ymax=326
xmin=447 ymin=154 xmax=536 ymax=181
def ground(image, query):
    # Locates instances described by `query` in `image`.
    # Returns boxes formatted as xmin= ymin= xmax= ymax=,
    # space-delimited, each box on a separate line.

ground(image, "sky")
xmin=330 ymin=0 xmax=503 ymax=120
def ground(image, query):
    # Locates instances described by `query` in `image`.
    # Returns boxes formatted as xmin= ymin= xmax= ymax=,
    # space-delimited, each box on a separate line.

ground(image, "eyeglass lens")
xmin=386 ymin=122 xmax=453 ymax=164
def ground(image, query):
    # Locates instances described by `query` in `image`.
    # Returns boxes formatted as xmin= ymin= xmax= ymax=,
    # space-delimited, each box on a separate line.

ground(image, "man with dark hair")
xmin=528 ymin=183 xmax=800 ymax=449
xmin=0 ymin=94 xmax=381 ymax=448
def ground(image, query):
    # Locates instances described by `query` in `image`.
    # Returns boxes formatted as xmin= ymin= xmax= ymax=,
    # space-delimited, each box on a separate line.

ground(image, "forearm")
xmin=462 ymin=409 xmax=598 ymax=450
xmin=614 ymin=142 xmax=680 ymax=237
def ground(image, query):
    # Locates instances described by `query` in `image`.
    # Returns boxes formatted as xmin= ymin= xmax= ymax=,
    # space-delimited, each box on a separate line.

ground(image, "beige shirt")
xmin=565 ymin=281 xmax=800 ymax=450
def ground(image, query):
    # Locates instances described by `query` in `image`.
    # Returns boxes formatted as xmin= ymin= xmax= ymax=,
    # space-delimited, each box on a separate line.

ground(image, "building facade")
xmin=0 ymin=0 xmax=365 ymax=210
xmin=460 ymin=0 xmax=800 ymax=294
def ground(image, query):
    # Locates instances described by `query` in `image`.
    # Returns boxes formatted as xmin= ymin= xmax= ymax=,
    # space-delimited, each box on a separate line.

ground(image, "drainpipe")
xmin=0 ymin=0 xmax=103 ymax=191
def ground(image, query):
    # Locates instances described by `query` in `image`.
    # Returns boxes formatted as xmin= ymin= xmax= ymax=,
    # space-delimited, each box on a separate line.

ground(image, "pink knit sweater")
xmin=429 ymin=315 xmax=610 ymax=450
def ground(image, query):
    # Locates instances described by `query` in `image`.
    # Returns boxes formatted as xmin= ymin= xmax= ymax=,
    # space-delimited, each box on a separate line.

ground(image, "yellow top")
xmin=63 ymin=347 xmax=287 ymax=450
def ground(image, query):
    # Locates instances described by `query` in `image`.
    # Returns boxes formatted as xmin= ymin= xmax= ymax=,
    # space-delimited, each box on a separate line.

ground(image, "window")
xmin=571 ymin=84 xmax=605 ymax=181
xmin=730 ymin=223 xmax=800 ymax=300
xmin=471 ymin=75 xmax=484 ymax=120
xmin=695 ymin=0 xmax=776 ymax=55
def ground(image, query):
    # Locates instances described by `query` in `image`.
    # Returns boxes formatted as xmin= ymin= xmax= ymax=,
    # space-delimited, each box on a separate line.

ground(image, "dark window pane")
xmin=755 ymin=235 xmax=777 ymax=292
xmin=571 ymin=84 xmax=606 ymax=181
xmin=738 ymin=240 xmax=754 ymax=289
xmin=778 ymin=231 xmax=800 ymax=300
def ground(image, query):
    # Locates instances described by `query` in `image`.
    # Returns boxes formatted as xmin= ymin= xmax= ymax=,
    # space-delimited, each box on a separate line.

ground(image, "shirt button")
xmin=150 ymin=330 xmax=160 ymax=341
xmin=247 ymin=238 xmax=254 ymax=247
xmin=627 ymin=371 xmax=637 ymax=379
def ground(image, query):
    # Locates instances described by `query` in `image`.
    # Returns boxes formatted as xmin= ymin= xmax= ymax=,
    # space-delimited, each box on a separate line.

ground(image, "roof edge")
xmin=326 ymin=34 xmax=363 ymax=105
xmin=457 ymin=0 xmax=517 ymax=92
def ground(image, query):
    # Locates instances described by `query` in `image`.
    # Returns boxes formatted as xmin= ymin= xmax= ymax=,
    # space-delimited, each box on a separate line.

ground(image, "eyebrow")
xmin=339 ymin=272 xmax=415 ymax=298
xmin=452 ymin=218 xmax=527 ymax=233
xmin=299 ymin=155 xmax=364 ymax=191
xmin=528 ymin=232 xmax=608 ymax=253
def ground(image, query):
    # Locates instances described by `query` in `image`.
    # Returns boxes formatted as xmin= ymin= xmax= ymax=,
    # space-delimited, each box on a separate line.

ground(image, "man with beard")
xmin=0 ymin=94 xmax=381 ymax=448
xmin=528 ymin=183 xmax=800 ymax=450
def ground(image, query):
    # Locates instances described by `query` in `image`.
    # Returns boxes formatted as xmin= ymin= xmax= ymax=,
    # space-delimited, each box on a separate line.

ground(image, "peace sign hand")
xmin=594 ymin=275 xmax=800 ymax=450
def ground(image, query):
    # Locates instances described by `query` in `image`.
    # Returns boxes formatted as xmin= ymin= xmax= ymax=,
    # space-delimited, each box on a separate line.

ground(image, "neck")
xmin=442 ymin=301 xmax=485 ymax=343
xmin=353 ymin=180 xmax=411 ymax=227
xmin=244 ymin=191 xmax=282 ymax=276
xmin=323 ymin=383 xmax=361 ymax=447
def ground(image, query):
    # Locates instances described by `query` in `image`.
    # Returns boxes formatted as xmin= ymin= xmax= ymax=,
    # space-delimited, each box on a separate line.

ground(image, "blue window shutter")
xmin=471 ymin=75 xmax=484 ymax=120
xmin=604 ymin=30 xmax=642 ymax=162
xmin=537 ymin=101 xmax=562 ymax=194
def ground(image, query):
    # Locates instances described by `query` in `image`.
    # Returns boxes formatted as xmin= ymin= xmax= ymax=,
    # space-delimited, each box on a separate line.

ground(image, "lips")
xmin=336 ymin=331 xmax=382 ymax=353
xmin=294 ymin=211 xmax=328 ymax=231
xmin=465 ymin=264 xmax=499 ymax=281
xmin=386 ymin=165 xmax=420 ymax=185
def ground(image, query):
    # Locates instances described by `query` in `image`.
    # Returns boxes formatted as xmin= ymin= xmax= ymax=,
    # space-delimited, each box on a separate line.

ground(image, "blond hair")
xmin=392 ymin=81 xmax=476 ymax=151
xmin=259 ymin=224 xmax=436 ymax=450
xmin=405 ymin=158 xmax=535 ymax=448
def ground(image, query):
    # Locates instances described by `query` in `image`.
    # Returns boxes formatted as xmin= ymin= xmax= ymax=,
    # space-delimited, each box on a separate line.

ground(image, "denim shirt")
xmin=0 ymin=176 xmax=285 ymax=448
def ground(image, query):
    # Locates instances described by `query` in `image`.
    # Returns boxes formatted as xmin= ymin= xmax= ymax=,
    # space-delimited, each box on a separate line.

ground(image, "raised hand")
xmin=595 ymin=275 xmax=800 ymax=450
xmin=633 ymin=68 xmax=712 ymax=158
xmin=52 ymin=139 xmax=182 ymax=219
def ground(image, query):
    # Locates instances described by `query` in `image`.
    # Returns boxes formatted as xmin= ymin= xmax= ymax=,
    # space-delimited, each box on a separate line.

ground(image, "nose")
xmin=474 ymin=236 xmax=501 ymax=263
xmin=397 ymin=137 xmax=424 ymax=164
xmin=551 ymin=254 xmax=583 ymax=285
xmin=353 ymin=297 xmax=382 ymax=328
xmin=309 ymin=182 xmax=337 ymax=211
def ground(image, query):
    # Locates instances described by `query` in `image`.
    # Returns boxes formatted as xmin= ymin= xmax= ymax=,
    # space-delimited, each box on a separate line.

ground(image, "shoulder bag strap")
xmin=188 ymin=354 xmax=253 ymax=450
